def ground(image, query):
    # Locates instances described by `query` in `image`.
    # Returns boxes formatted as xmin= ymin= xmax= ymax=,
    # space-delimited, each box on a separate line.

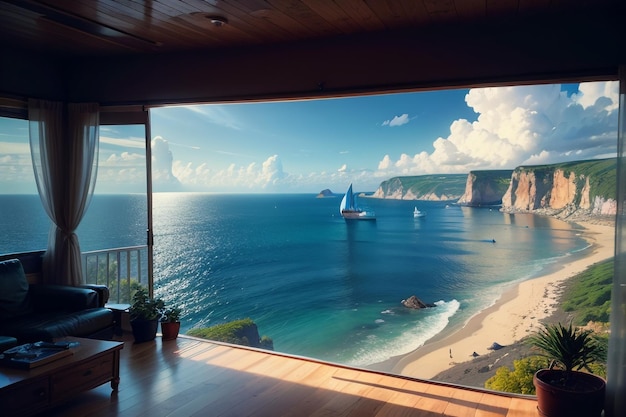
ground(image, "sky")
xmin=0 ymin=81 xmax=619 ymax=194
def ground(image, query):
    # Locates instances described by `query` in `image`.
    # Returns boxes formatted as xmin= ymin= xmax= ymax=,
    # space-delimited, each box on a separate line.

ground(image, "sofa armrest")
xmin=79 ymin=284 xmax=110 ymax=307
xmin=29 ymin=284 xmax=99 ymax=313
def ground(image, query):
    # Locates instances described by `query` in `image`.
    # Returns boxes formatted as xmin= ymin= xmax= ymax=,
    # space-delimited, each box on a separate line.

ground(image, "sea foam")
xmin=348 ymin=299 xmax=461 ymax=367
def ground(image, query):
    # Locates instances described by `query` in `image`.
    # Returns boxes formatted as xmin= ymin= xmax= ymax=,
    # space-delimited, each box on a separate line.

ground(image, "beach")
xmin=379 ymin=220 xmax=615 ymax=380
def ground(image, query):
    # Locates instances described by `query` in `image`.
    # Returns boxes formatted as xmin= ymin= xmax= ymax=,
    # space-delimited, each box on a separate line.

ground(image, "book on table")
xmin=0 ymin=341 xmax=79 ymax=369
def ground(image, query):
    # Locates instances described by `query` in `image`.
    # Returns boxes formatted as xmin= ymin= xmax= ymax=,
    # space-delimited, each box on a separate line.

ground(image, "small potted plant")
xmin=128 ymin=287 xmax=164 ymax=343
xmin=530 ymin=322 xmax=607 ymax=417
xmin=160 ymin=306 xmax=182 ymax=341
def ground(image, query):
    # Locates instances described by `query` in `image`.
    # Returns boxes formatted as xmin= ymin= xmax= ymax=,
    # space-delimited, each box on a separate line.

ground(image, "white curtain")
xmin=29 ymin=99 xmax=99 ymax=286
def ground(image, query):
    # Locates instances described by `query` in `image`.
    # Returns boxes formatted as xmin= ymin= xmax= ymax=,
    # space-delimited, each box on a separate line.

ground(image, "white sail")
xmin=339 ymin=192 xmax=347 ymax=213
xmin=344 ymin=184 xmax=354 ymax=210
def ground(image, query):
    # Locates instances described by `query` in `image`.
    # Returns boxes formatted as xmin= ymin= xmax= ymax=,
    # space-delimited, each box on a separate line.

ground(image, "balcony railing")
xmin=82 ymin=245 xmax=148 ymax=304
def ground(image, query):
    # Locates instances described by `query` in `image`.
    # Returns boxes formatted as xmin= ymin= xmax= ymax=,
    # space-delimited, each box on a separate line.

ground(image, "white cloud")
xmin=377 ymin=155 xmax=392 ymax=170
xmin=572 ymin=82 xmax=619 ymax=111
xmin=151 ymin=136 xmax=182 ymax=191
xmin=152 ymin=136 xmax=173 ymax=173
xmin=376 ymin=81 xmax=619 ymax=177
xmin=338 ymin=164 xmax=347 ymax=172
xmin=0 ymin=141 xmax=30 ymax=154
xmin=172 ymin=155 xmax=288 ymax=191
xmin=382 ymin=114 xmax=410 ymax=127
xmin=99 ymin=136 xmax=145 ymax=149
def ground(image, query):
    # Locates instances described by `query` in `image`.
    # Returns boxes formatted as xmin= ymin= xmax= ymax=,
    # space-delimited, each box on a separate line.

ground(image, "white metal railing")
xmin=82 ymin=245 xmax=148 ymax=304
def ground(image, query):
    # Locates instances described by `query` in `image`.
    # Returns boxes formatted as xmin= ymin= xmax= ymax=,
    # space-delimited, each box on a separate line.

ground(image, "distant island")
xmin=316 ymin=189 xmax=337 ymax=198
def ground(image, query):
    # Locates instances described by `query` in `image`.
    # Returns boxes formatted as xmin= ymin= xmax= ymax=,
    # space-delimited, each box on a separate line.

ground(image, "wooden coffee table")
xmin=0 ymin=337 xmax=123 ymax=417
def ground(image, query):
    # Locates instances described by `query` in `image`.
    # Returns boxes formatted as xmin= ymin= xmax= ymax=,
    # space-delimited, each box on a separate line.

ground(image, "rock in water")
xmin=401 ymin=295 xmax=435 ymax=309
xmin=316 ymin=189 xmax=335 ymax=198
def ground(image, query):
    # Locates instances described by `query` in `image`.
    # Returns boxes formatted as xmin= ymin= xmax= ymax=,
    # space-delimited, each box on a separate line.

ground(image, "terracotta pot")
xmin=130 ymin=319 xmax=159 ymax=343
xmin=161 ymin=321 xmax=181 ymax=341
xmin=533 ymin=369 xmax=605 ymax=417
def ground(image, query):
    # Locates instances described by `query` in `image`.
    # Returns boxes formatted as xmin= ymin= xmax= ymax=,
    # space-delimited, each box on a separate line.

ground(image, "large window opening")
xmin=146 ymin=81 xmax=618 ymax=392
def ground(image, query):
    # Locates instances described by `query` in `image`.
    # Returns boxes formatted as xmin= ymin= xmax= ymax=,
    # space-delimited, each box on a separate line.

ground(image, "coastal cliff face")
xmin=457 ymin=170 xmax=513 ymax=206
xmin=372 ymin=175 xmax=466 ymax=200
xmin=501 ymin=158 xmax=617 ymax=218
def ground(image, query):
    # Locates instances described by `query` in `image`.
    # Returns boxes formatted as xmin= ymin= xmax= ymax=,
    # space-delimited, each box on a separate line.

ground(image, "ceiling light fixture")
xmin=206 ymin=15 xmax=228 ymax=27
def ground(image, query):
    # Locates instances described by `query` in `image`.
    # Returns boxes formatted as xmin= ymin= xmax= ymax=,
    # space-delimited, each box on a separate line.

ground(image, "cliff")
xmin=187 ymin=318 xmax=274 ymax=350
xmin=501 ymin=158 xmax=616 ymax=218
xmin=372 ymin=174 xmax=466 ymax=200
xmin=457 ymin=170 xmax=513 ymax=206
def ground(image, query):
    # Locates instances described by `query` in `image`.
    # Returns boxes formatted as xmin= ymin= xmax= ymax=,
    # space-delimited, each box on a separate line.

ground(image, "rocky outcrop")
xmin=372 ymin=175 xmax=466 ymax=200
xmin=316 ymin=189 xmax=336 ymax=198
xmin=187 ymin=318 xmax=274 ymax=350
xmin=401 ymin=295 xmax=435 ymax=309
xmin=501 ymin=158 xmax=616 ymax=219
xmin=457 ymin=170 xmax=513 ymax=206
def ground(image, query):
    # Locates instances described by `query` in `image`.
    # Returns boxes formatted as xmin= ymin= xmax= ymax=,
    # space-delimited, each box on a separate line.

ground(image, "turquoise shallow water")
xmin=0 ymin=193 xmax=589 ymax=366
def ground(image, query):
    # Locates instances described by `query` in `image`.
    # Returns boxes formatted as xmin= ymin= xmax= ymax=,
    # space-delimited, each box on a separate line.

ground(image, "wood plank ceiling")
xmin=0 ymin=0 xmax=623 ymax=106
xmin=0 ymin=0 xmax=617 ymax=58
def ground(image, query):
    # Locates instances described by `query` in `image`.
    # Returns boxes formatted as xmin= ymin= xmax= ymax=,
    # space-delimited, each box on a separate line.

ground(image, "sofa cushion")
xmin=29 ymin=284 xmax=99 ymax=312
xmin=0 ymin=259 xmax=32 ymax=320
xmin=0 ymin=308 xmax=114 ymax=343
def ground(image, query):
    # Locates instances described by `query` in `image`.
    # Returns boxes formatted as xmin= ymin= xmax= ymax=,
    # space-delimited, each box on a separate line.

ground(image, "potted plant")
xmin=530 ymin=322 xmax=607 ymax=417
xmin=160 ymin=306 xmax=181 ymax=341
xmin=129 ymin=288 xmax=164 ymax=343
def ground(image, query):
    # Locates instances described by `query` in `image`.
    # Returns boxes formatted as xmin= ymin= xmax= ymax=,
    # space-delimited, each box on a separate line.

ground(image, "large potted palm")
xmin=530 ymin=322 xmax=607 ymax=417
xmin=129 ymin=288 xmax=165 ymax=343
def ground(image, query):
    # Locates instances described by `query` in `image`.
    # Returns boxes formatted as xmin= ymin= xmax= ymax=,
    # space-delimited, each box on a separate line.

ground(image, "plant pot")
xmin=130 ymin=319 xmax=159 ymax=343
xmin=161 ymin=321 xmax=181 ymax=341
xmin=533 ymin=369 xmax=606 ymax=417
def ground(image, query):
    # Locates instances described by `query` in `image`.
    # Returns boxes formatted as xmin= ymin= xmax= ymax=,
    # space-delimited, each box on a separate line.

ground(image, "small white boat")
xmin=340 ymin=184 xmax=376 ymax=221
xmin=413 ymin=207 xmax=425 ymax=218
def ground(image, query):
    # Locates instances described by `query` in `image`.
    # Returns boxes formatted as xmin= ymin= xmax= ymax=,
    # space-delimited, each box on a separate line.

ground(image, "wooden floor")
xmin=44 ymin=333 xmax=538 ymax=417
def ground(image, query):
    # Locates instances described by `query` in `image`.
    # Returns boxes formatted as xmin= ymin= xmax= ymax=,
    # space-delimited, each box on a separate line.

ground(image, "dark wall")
xmin=0 ymin=47 xmax=67 ymax=101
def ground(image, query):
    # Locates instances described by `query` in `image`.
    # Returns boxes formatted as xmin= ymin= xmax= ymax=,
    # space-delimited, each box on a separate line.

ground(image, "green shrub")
xmin=485 ymin=356 xmax=549 ymax=394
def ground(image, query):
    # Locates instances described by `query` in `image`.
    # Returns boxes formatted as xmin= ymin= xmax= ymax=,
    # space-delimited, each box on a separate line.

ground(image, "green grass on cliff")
xmin=561 ymin=258 xmax=613 ymax=324
xmin=187 ymin=318 xmax=256 ymax=344
xmin=187 ymin=318 xmax=274 ymax=349
xmin=380 ymin=174 xmax=467 ymax=197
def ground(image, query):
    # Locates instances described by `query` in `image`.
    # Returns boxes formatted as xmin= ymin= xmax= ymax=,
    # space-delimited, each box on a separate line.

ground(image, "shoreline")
xmin=368 ymin=220 xmax=615 ymax=379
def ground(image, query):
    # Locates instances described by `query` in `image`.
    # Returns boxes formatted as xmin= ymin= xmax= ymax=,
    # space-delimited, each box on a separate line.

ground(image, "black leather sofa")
xmin=0 ymin=258 xmax=114 ymax=344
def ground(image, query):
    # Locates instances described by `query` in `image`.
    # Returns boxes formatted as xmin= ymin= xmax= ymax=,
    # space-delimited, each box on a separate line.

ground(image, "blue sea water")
xmin=0 ymin=193 xmax=590 ymax=367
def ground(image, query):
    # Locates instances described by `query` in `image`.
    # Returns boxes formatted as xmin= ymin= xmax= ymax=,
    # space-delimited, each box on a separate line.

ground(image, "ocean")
xmin=0 ymin=193 xmax=590 ymax=367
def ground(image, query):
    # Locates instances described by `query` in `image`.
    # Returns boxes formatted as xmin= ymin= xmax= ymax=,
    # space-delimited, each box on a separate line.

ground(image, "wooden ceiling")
xmin=0 ymin=1 xmax=624 ymax=106
xmin=0 ymin=0 xmax=619 ymax=58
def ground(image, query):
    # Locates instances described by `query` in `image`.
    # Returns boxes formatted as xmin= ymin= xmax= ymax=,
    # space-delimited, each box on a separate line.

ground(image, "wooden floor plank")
xmin=35 ymin=334 xmax=539 ymax=417
xmin=475 ymin=392 xmax=513 ymax=417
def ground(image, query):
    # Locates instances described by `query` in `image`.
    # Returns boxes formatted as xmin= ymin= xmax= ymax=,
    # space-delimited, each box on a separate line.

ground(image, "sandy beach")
xmin=381 ymin=220 xmax=615 ymax=380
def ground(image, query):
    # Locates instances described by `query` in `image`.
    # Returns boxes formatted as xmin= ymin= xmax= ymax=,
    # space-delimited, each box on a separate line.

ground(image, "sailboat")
xmin=340 ymin=184 xmax=376 ymax=220
xmin=413 ymin=207 xmax=425 ymax=218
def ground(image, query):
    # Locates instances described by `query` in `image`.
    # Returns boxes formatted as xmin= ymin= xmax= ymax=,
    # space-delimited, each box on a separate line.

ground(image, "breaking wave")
xmin=347 ymin=299 xmax=461 ymax=367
